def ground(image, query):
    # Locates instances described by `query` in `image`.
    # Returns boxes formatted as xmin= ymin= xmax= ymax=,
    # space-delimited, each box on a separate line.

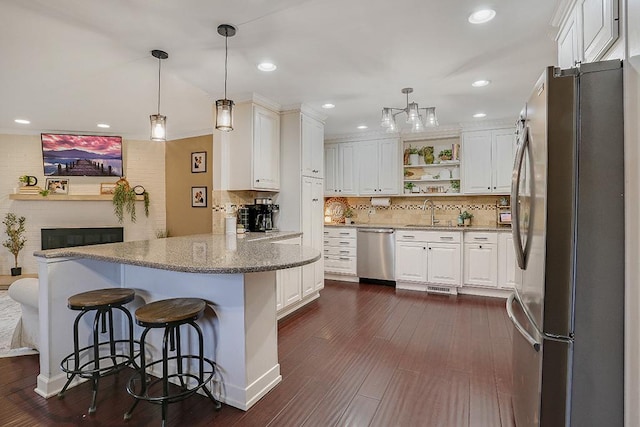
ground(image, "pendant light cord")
xmin=224 ymin=32 xmax=228 ymax=100
xmin=157 ymin=57 xmax=162 ymax=115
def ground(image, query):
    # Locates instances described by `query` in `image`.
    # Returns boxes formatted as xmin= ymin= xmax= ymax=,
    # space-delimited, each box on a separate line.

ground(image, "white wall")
xmin=0 ymin=134 xmax=166 ymax=274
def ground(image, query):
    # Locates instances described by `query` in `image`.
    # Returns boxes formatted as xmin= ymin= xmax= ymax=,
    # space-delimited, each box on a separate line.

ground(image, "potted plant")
xmin=3 ymin=213 xmax=26 ymax=276
xmin=408 ymin=146 xmax=420 ymax=165
xmin=343 ymin=207 xmax=355 ymax=224
xmin=439 ymin=149 xmax=453 ymax=161
xmin=404 ymin=182 xmax=415 ymax=194
xmin=112 ymin=179 xmax=150 ymax=223
xmin=450 ymin=180 xmax=460 ymax=193
xmin=458 ymin=210 xmax=473 ymax=226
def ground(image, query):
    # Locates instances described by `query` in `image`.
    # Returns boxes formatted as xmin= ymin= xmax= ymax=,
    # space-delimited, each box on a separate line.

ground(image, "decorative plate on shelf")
xmin=324 ymin=197 xmax=349 ymax=223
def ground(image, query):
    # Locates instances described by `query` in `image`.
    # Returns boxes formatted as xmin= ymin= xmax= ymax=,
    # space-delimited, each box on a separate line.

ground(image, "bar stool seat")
xmin=59 ymin=288 xmax=139 ymax=414
xmin=125 ymin=298 xmax=220 ymax=426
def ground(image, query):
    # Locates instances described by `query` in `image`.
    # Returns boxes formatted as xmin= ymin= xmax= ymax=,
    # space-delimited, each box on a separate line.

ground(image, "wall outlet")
xmin=368 ymin=208 xmax=376 ymax=215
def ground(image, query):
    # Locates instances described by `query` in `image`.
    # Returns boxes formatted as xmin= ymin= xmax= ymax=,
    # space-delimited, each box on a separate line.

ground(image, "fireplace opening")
xmin=41 ymin=227 xmax=124 ymax=250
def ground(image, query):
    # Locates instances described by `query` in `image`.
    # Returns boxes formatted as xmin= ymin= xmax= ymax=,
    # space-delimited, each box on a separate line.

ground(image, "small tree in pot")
xmin=3 ymin=213 xmax=26 ymax=276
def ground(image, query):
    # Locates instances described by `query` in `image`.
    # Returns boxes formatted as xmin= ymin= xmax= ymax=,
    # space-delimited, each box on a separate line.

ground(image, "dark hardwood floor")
xmin=0 ymin=280 xmax=515 ymax=426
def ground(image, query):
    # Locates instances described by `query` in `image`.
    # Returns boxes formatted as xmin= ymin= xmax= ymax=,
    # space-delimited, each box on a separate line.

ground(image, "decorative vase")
xmin=11 ymin=267 xmax=22 ymax=276
xmin=409 ymin=154 xmax=420 ymax=165
xmin=424 ymin=147 xmax=434 ymax=164
xmin=464 ymin=218 xmax=471 ymax=226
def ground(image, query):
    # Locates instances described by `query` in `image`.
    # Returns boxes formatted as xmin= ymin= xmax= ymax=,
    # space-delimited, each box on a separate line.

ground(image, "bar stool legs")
xmin=124 ymin=298 xmax=221 ymax=426
xmin=58 ymin=288 xmax=139 ymax=414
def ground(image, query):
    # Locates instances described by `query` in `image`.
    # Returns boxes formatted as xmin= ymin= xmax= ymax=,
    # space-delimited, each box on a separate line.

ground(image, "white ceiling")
xmin=0 ymin=0 xmax=560 ymax=140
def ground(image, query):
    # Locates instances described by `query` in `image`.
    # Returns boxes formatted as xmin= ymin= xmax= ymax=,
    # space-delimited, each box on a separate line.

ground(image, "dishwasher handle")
xmin=358 ymin=228 xmax=395 ymax=234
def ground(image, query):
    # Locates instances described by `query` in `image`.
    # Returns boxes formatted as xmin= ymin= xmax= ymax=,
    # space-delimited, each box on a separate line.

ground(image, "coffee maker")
xmin=246 ymin=198 xmax=279 ymax=232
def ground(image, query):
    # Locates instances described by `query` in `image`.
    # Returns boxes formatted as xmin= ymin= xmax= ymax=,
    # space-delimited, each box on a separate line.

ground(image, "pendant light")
xmin=150 ymin=49 xmax=168 ymax=141
xmin=215 ymin=24 xmax=236 ymax=132
xmin=380 ymin=87 xmax=438 ymax=133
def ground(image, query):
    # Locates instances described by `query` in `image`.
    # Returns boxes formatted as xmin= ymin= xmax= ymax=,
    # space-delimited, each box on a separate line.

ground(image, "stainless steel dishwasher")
xmin=357 ymin=228 xmax=395 ymax=282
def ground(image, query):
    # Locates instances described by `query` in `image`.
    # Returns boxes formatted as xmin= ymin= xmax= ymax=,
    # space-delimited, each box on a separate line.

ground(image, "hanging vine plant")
xmin=112 ymin=178 xmax=150 ymax=223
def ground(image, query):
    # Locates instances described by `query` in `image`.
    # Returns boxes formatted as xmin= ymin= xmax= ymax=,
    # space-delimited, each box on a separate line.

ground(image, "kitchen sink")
xmin=404 ymin=224 xmax=450 ymax=228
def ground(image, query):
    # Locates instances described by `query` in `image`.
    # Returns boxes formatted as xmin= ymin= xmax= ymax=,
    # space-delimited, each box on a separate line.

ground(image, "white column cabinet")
xmin=302 ymin=115 xmax=324 ymax=178
xmin=252 ymin=105 xmax=280 ymax=190
xmin=462 ymin=128 xmax=515 ymax=194
xmin=358 ymin=138 xmax=400 ymax=195
xmin=324 ymin=144 xmax=338 ymax=194
xmin=302 ymin=177 xmax=324 ymax=296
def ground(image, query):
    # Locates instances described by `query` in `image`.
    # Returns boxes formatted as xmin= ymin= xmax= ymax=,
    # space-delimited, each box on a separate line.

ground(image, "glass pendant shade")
xmin=150 ymin=114 xmax=166 ymax=141
xmin=411 ymin=116 xmax=425 ymax=133
xmin=425 ymin=107 xmax=438 ymax=127
xmin=406 ymin=102 xmax=420 ymax=123
xmin=381 ymin=108 xmax=393 ymax=128
xmin=215 ymin=99 xmax=234 ymax=131
xmin=386 ymin=116 xmax=398 ymax=133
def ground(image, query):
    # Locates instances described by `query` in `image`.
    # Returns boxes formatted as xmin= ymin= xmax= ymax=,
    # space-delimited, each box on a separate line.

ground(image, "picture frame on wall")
xmin=192 ymin=186 xmax=207 ymax=208
xmin=45 ymin=178 xmax=70 ymax=194
xmin=191 ymin=151 xmax=206 ymax=173
xmin=100 ymin=182 xmax=117 ymax=195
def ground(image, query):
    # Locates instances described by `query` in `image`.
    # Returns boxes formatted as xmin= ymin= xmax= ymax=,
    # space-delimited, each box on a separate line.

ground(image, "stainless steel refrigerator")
xmin=507 ymin=60 xmax=624 ymax=426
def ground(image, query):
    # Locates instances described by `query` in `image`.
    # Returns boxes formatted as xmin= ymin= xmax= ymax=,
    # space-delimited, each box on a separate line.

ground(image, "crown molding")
xmin=459 ymin=118 xmax=516 ymax=131
xmin=280 ymin=103 xmax=328 ymax=122
xmin=233 ymin=92 xmax=282 ymax=112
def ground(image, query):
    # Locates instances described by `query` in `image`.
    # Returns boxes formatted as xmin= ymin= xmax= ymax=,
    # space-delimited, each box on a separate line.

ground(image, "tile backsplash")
xmin=326 ymin=195 xmax=510 ymax=227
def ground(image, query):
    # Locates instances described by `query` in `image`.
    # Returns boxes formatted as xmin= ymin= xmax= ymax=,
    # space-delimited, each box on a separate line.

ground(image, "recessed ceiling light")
xmin=357 ymin=125 xmax=368 ymax=130
xmin=473 ymin=113 xmax=487 ymax=118
xmin=322 ymin=103 xmax=335 ymax=109
xmin=257 ymin=62 xmax=277 ymax=72
xmin=472 ymin=79 xmax=491 ymax=87
xmin=97 ymin=123 xmax=111 ymax=128
xmin=468 ymin=9 xmax=496 ymax=24
xmin=14 ymin=119 xmax=30 ymax=124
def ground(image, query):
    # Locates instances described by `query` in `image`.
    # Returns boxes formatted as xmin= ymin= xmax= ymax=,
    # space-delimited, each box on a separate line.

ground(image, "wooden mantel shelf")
xmin=9 ymin=194 xmax=143 ymax=201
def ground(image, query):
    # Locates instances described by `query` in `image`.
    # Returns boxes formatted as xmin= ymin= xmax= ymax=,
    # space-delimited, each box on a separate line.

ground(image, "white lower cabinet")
xmin=395 ymin=230 xmax=461 ymax=292
xmin=498 ymin=231 xmax=521 ymax=289
xmin=463 ymin=232 xmax=498 ymax=288
xmin=323 ymin=227 xmax=357 ymax=278
xmin=302 ymin=177 xmax=324 ymax=297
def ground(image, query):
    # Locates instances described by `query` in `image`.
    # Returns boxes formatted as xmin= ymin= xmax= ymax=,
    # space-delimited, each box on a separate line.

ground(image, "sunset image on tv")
xmin=42 ymin=133 xmax=123 ymax=176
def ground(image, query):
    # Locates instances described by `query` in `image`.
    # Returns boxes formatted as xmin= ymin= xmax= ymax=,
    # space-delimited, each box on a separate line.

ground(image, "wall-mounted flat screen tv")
xmin=42 ymin=133 xmax=123 ymax=177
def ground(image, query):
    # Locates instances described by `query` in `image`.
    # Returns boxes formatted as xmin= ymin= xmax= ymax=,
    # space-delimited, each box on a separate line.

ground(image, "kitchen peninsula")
xmin=33 ymin=232 xmax=320 ymax=411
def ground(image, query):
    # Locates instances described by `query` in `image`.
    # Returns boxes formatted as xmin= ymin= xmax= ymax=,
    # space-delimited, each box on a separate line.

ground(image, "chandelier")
xmin=381 ymin=88 xmax=438 ymax=133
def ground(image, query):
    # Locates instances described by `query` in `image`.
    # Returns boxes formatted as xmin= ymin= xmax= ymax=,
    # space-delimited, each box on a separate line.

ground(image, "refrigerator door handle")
xmin=507 ymin=292 xmax=541 ymax=352
xmin=511 ymin=124 xmax=531 ymax=270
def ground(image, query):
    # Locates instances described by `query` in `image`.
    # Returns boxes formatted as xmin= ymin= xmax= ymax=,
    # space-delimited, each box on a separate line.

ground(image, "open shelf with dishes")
xmin=402 ymin=136 xmax=461 ymax=196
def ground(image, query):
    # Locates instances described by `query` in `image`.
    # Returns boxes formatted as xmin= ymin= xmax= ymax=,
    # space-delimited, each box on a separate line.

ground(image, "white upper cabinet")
xmin=358 ymin=137 xmax=400 ymax=195
xmin=580 ymin=0 xmax=619 ymax=62
xmin=462 ymin=128 xmax=515 ymax=195
xmin=253 ymin=105 xmax=280 ymax=190
xmin=221 ymin=101 xmax=280 ymax=191
xmin=556 ymin=0 xmax=619 ymax=67
xmin=324 ymin=142 xmax=358 ymax=196
xmin=558 ymin=8 xmax=581 ymax=68
xmin=301 ymin=115 xmax=324 ymax=178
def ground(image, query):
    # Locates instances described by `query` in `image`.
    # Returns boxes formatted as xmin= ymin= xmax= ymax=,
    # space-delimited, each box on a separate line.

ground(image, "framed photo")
xmin=191 ymin=151 xmax=206 ymax=173
xmin=499 ymin=212 xmax=512 ymax=223
xmin=192 ymin=186 xmax=207 ymax=208
xmin=100 ymin=182 xmax=117 ymax=195
xmin=45 ymin=178 xmax=69 ymax=195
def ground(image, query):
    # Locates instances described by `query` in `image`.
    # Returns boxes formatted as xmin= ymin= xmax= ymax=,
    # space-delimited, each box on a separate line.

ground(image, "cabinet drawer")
xmin=396 ymin=230 xmax=430 ymax=242
xmin=323 ymin=227 xmax=357 ymax=239
xmin=463 ymin=232 xmax=498 ymax=244
xmin=324 ymin=255 xmax=357 ymax=275
xmin=324 ymin=246 xmax=357 ymax=257
xmin=324 ymin=237 xmax=357 ymax=248
xmin=426 ymin=231 xmax=461 ymax=243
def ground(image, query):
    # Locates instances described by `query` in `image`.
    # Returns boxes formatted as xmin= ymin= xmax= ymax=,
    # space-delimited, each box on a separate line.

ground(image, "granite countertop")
xmin=324 ymin=223 xmax=511 ymax=232
xmin=33 ymin=231 xmax=320 ymax=274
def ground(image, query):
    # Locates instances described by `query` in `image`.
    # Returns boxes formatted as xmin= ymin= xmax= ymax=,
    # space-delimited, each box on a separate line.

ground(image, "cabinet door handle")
xmin=339 ymin=232 xmax=350 ymax=235
xmin=339 ymin=250 xmax=349 ymax=254
xmin=428 ymin=247 xmax=432 ymax=250
xmin=339 ymin=257 xmax=350 ymax=261
xmin=403 ymin=235 xmax=416 ymax=239
xmin=487 ymin=186 xmax=490 ymax=190
xmin=423 ymin=247 xmax=426 ymax=250
xmin=439 ymin=236 xmax=454 ymax=240
xmin=479 ymin=245 xmax=483 ymax=249
xmin=339 ymin=241 xmax=350 ymax=244
xmin=474 ymin=237 xmax=488 ymax=241
xmin=256 ymin=179 xmax=260 ymax=182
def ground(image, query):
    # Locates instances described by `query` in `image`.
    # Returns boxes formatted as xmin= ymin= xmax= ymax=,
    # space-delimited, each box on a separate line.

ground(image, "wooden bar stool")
xmin=58 ymin=288 xmax=139 ymax=413
xmin=124 ymin=298 xmax=220 ymax=426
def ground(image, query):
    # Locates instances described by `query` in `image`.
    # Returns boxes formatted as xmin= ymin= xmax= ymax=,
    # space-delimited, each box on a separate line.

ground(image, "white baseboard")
xmin=324 ymin=274 xmax=359 ymax=282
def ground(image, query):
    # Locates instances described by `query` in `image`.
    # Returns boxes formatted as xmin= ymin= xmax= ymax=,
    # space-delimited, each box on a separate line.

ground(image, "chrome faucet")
xmin=422 ymin=199 xmax=440 ymax=226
